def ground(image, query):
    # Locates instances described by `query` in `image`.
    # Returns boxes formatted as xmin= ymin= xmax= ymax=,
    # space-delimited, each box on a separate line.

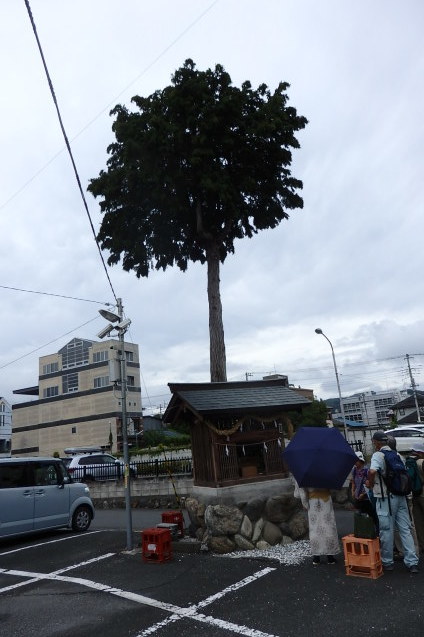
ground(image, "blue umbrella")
xmin=283 ymin=426 xmax=357 ymax=489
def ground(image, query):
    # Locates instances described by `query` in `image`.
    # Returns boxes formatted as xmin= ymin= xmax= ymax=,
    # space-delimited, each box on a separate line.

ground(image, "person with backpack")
xmin=366 ymin=430 xmax=419 ymax=573
xmin=350 ymin=451 xmax=379 ymax=532
xmin=388 ymin=436 xmax=419 ymax=558
xmin=410 ymin=443 xmax=424 ymax=554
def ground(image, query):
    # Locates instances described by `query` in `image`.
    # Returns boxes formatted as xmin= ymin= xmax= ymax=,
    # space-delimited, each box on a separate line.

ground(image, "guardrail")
xmin=69 ymin=456 xmax=193 ymax=482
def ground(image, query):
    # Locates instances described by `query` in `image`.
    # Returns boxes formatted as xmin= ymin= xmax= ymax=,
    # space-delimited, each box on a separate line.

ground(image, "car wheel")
xmin=72 ymin=505 xmax=92 ymax=532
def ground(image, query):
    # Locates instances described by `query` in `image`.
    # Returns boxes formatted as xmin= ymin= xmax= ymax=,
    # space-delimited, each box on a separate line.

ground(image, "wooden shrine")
xmin=162 ymin=378 xmax=311 ymax=488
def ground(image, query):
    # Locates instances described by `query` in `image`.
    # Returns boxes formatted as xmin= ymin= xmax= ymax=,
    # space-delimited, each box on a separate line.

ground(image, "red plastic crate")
xmin=142 ymin=527 xmax=173 ymax=563
xmin=161 ymin=510 xmax=184 ymax=537
xmin=342 ymin=534 xmax=382 ymax=579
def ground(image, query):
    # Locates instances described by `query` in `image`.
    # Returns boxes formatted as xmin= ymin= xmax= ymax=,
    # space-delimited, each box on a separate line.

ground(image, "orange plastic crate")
xmin=345 ymin=562 xmax=383 ymax=579
xmin=142 ymin=527 xmax=173 ymax=563
xmin=161 ymin=510 xmax=184 ymax=537
xmin=342 ymin=534 xmax=382 ymax=579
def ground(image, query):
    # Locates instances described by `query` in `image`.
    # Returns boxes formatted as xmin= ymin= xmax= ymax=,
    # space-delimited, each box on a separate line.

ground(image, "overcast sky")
xmin=1 ymin=0 xmax=423 ymax=414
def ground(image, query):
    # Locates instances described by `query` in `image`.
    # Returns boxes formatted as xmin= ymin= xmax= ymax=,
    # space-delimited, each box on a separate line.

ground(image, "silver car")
xmin=0 ymin=457 xmax=94 ymax=539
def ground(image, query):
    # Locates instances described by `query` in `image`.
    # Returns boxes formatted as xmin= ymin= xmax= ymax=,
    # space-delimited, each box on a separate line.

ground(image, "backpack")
xmin=405 ymin=457 xmax=423 ymax=497
xmin=380 ymin=449 xmax=412 ymax=496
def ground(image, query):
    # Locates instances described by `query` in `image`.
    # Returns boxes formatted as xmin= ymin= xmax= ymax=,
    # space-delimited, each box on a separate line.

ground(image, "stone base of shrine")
xmin=192 ymin=477 xmax=293 ymax=506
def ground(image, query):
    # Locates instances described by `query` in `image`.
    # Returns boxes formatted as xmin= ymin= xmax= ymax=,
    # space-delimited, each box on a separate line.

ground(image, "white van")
xmin=0 ymin=457 xmax=94 ymax=539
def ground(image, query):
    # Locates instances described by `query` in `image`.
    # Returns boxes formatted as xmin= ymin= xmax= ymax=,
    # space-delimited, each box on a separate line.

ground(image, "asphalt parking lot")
xmin=1 ymin=511 xmax=424 ymax=637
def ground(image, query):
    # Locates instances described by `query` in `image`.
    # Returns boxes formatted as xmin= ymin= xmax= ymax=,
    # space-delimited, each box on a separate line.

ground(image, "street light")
xmin=98 ymin=298 xmax=133 ymax=550
xmin=315 ymin=328 xmax=348 ymax=439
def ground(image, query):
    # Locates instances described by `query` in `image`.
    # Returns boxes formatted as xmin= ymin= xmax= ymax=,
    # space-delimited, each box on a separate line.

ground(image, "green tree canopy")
xmin=88 ymin=59 xmax=307 ymax=381
xmin=288 ymin=399 xmax=329 ymax=429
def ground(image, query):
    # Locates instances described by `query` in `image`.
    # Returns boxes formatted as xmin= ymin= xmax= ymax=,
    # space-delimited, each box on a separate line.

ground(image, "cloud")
xmin=1 ymin=0 xmax=424 ymax=415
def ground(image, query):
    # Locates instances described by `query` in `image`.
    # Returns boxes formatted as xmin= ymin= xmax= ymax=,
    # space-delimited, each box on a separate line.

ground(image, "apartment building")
xmin=12 ymin=337 xmax=142 ymax=456
xmin=333 ymin=389 xmax=407 ymax=427
xmin=0 ymin=397 xmax=12 ymax=456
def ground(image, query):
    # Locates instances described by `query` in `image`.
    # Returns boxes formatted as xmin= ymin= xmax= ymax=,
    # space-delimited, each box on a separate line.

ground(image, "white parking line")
xmin=0 ymin=552 xmax=115 ymax=593
xmin=136 ymin=567 xmax=278 ymax=637
xmin=0 ymin=561 xmax=278 ymax=636
xmin=0 ymin=530 xmax=102 ymax=556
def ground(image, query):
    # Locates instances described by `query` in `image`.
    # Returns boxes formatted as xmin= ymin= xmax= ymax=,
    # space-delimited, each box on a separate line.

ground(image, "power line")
xmin=24 ymin=0 xmax=118 ymax=304
xmin=240 ymin=358 xmax=415 ymax=384
xmin=2 ymin=1 xmax=219 ymax=215
xmin=141 ymin=392 xmax=172 ymax=400
xmin=241 ymin=355 xmax=411 ymax=380
xmin=0 ymin=316 xmax=100 ymax=370
xmin=0 ymin=284 xmax=112 ymax=305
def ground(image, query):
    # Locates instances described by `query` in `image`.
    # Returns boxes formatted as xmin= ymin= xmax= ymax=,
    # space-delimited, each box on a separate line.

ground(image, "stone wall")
xmin=88 ymin=476 xmax=193 ymax=509
xmin=185 ymin=492 xmax=309 ymax=554
xmin=87 ymin=477 xmax=351 ymax=554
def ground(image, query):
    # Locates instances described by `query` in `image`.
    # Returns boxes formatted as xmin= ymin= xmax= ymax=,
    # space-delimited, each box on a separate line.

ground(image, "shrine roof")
xmin=163 ymin=379 xmax=311 ymax=423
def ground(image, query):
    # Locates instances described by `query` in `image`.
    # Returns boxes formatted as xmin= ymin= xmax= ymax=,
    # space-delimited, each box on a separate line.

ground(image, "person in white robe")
xmin=294 ymin=480 xmax=340 ymax=565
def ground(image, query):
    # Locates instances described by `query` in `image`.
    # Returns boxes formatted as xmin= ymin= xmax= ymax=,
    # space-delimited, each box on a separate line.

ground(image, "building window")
xmin=347 ymin=413 xmax=363 ymax=422
xmin=127 ymin=376 xmax=135 ymax=387
xmin=93 ymin=350 xmax=109 ymax=363
xmin=374 ymin=398 xmax=392 ymax=408
xmin=0 ymin=439 xmax=10 ymax=453
xmin=376 ymin=411 xmax=389 ymax=421
xmin=63 ymin=373 xmax=79 ymax=394
xmin=60 ymin=339 xmax=92 ymax=369
xmin=42 ymin=362 xmax=59 ymax=375
xmin=344 ymin=402 xmax=361 ymax=411
xmin=94 ymin=375 xmax=109 ymax=389
xmin=71 ymin=426 xmax=77 ymax=434
xmin=43 ymin=386 xmax=59 ymax=398
xmin=125 ymin=351 xmax=134 ymax=362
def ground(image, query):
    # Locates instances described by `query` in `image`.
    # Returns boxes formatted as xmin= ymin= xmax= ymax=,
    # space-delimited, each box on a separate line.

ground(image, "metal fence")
xmin=349 ymin=440 xmax=364 ymax=453
xmin=69 ymin=456 xmax=193 ymax=482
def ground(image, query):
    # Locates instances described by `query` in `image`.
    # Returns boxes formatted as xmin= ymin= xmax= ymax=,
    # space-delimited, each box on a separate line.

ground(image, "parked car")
xmin=60 ymin=457 xmax=72 ymax=469
xmin=66 ymin=452 xmax=136 ymax=481
xmin=0 ymin=457 xmax=94 ymax=539
xmin=384 ymin=426 xmax=424 ymax=452
xmin=388 ymin=424 xmax=424 ymax=430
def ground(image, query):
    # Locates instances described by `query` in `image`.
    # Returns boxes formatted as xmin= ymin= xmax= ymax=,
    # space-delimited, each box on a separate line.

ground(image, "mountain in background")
xmin=323 ymin=397 xmax=340 ymax=412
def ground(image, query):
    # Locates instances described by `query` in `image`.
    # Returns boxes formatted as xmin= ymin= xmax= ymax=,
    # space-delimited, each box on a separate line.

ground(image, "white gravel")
xmin=218 ymin=540 xmax=312 ymax=566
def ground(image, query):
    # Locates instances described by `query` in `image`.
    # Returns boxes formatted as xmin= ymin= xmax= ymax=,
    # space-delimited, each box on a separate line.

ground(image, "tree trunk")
xmin=206 ymin=242 xmax=227 ymax=382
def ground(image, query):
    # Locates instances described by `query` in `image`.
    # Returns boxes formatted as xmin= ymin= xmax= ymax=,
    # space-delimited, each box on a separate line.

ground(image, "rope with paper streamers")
xmin=217 ymin=437 xmax=283 ymax=456
xmin=203 ymin=413 xmax=292 ymax=437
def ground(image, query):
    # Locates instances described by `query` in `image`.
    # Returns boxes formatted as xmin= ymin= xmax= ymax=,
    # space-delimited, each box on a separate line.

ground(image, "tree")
xmin=287 ymin=399 xmax=329 ymax=429
xmin=88 ymin=59 xmax=308 ymax=381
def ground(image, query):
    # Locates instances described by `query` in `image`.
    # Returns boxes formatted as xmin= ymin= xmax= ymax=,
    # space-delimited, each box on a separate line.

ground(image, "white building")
xmin=0 ymin=397 xmax=12 ymax=456
xmin=334 ymin=389 xmax=408 ymax=428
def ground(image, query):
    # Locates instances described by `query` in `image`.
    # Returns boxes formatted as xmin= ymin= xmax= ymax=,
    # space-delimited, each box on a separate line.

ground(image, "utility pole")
xmin=406 ymin=354 xmax=422 ymax=423
xmin=245 ymin=372 xmax=253 ymax=381
xmin=116 ymin=298 xmax=133 ymax=548
xmin=360 ymin=393 xmax=370 ymax=427
xmin=98 ymin=299 xmax=133 ymax=550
